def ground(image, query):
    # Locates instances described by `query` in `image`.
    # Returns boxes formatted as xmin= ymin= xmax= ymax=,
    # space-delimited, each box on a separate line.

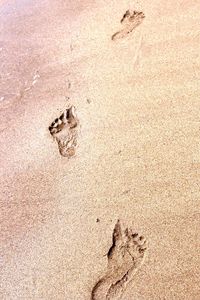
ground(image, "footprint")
xmin=49 ymin=106 xmax=79 ymax=158
xmin=112 ymin=10 xmax=145 ymax=41
xmin=91 ymin=220 xmax=147 ymax=300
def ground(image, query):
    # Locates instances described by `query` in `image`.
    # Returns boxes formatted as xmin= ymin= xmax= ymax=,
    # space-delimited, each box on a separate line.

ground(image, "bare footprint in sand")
xmin=49 ymin=106 xmax=79 ymax=158
xmin=112 ymin=10 xmax=145 ymax=41
xmin=91 ymin=220 xmax=147 ymax=300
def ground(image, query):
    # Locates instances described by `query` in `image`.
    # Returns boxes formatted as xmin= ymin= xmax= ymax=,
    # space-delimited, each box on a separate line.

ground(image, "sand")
xmin=0 ymin=0 xmax=200 ymax=299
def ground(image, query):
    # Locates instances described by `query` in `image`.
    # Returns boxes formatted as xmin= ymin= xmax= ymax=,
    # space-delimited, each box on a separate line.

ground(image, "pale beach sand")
xmin=0 ymin=0 xmax=200 ymax=299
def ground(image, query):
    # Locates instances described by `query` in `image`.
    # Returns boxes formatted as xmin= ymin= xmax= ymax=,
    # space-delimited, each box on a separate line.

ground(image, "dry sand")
xmin=0 ymin=0 xmax=200 ymax=299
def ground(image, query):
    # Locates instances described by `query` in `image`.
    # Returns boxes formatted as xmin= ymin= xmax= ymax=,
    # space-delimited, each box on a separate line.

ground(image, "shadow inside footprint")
xmin=49 ymin=106 xmax=79 ymax=158
xmin=91 ymin=220 xmax=147 ymax=300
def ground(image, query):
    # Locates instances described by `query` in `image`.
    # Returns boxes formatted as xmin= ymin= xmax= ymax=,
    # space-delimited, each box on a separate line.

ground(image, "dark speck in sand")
xmin=122 ymin=189 xmax=130 ymax=195
xmin=87 ymin=98 xmax=91 ymax=104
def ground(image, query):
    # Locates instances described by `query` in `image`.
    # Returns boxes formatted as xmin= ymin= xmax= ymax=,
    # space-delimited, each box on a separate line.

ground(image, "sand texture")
xmin=0 ymin=0 xmax=200 ymax=299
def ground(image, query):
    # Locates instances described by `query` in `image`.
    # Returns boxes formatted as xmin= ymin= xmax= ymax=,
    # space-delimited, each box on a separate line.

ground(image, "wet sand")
xmin=0 ymin=0 xmax=200 ymax=299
